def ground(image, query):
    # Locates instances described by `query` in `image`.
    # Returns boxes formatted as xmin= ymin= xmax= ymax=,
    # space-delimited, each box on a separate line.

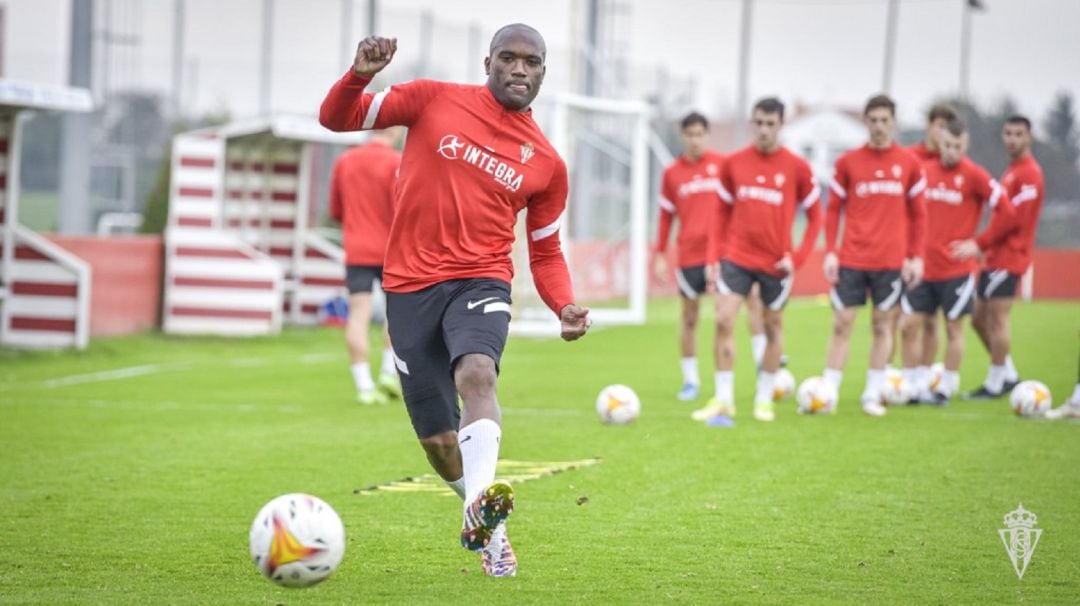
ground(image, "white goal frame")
xmin=510 ymin=93 xmax=651 ymax=337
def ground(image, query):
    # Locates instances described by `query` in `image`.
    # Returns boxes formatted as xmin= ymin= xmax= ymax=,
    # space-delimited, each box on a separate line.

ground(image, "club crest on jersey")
xmin=954 ymin=174 xmax=964 ymax=188
xmin=520 ymin=142 xmax=535 ymax=165
xmin=706 ymin=163 xmax=718 ymax=176
xmin=891 ymin=164 xmax=902 ymax=178
xmin=875 ymin=170 xmax=885 ymax=178
xmin=755 ymin=175 xmax=766 ymax=184
xmin=774 ymin=173 xmax=786 ymax=188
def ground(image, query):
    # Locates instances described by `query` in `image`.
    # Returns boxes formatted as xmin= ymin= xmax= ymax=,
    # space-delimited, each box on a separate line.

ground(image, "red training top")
xmin=826 ymin=143 xmax=927 ymax=271
xmin=654 ymin=150 xmax=725 ymax=268
xmin=714 ymin=145 xmax=822 ymax=276
xmin=985 ymin=154 xmax=1044 ymax=275
xmin=330 ymin=141 xmax=400 ymax=266
xmin=922 ymin=156 xmax=1015 ymax=281
xmin=319 ymin=71 xmax=574 ymax=315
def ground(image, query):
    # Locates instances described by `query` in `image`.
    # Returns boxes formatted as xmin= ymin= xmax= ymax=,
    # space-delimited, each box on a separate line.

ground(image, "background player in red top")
xmin=903 ymin=103 xmax=957 ymax=375
xmin=823 ymin=94 xmax=927 ymax=417
xmin=955 ymin=115 xmax=1045 ymax=399
xmin=654 ymin=113 xmax=725 ymax=401
xmin=320 ymin=24 xmax=590 ymax=577
xmin=689 ymin=97 xmax=821 ymax=423
xmin=329 ymin=127 xmax=402 ymax=405
xmin=899 ymin=118 xmax=1014 ymax=404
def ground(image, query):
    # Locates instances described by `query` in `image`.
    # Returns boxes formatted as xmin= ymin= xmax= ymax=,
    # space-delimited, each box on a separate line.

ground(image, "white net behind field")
xmin=511 ymin=94 xmax=650 ymax=337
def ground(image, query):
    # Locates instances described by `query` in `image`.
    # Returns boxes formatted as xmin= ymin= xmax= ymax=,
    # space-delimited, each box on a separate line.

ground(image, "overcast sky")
xmin=4 ymin=0 xmax=1077 ymax=134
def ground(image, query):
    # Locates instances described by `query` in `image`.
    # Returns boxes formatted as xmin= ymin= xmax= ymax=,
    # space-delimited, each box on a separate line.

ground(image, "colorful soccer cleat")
xmin=691 ymin=398 xmax=735 ymax=421
xmin=357 ymin=390 xmax=388 ymax=405
xmin=377 ymin=372 xmax=402 ymax=399
xmin=481 ymin=523 xmax=517 ymax=577
xmin=460 ymin=480 xmax=515 ymax=552
xmin=753 ymin=399 xmax=775 ymax=422
xmin=676 ymin=382 xmax=700 ymax=401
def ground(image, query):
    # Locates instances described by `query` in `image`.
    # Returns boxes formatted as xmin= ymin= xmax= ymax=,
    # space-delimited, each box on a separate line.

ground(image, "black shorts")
xmin=901 ymin=274 xmax=976 ymax=319
xmin=385 ymin=279 xmax=512 ymax=439
xmin=830 ymin=267 xmax=904 ymax=310
xmin=717 ymin=260 xmax=793 ymax=310
xmin=977 ymin=269 xmax=1020 ymax=300
xmin=346 ymin=265 xmax=383 ymax=294
xmin=675 ymin=265 xmax=708 ymax=299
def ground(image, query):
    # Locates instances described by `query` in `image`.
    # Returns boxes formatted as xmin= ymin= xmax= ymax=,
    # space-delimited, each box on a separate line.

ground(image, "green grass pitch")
xmin=1 ymin=297 xmax=1078 ymax=604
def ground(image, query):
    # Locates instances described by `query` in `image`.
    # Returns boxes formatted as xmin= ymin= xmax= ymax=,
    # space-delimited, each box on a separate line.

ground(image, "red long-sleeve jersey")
xmin=654 ymin=151 xmax=724 ymax=268
xmin=319 ymin=70 xmax=574 ymax=315
xmin=714 ymin=145 xmax=822 ymax=276
xmin=826 ymin=143 xmax=927 ymax=271
xmin=985 ymin=154 xmax=1044 ymax=275
xmin=908 ymin=141 xmax=937 ymax=163
xmin=330 ymin=141 xmax=399 ymax=266
xmin=922 ymin=156 xmax=1015 ymax=281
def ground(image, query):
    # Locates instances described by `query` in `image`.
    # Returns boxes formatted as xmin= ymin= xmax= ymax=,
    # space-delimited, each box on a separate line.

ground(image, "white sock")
xmin=824 ymin=368 xmax=843 ymax=392
xmin=985 ymin=365 xmax=1006 ymax=392
xmin=1004 ymin=355 xmax=1019 ymax=381
xmin=751 ymin=334 xmax=767 ymax=367
xmin=458 ymin=419 xmax=501 ymax=507
xmin=380 ymin=347 xmax=396 ymax=376
xmin=942 ymin=370 xmax=960 ymax=396
xmin=1070 ymin=383 xmax=1080 ymax=404
xmin=902 ymin=367 xmax=918 ymax=389
xmin=445 ymin=476 xmax=466 ymax=500
xmin=863 ymin=369 xmax=885 ymax=402
xmin=714 ymin=370 xmax=734 ymax=403
xmin=351 ymin=362 xmax=375 ymax=392
xmin=755 ymin=371 xmax=776 ymax=404
xmin=681 ymin=357 xmax=700 ymax=386
xmin=915 ymin=366 xmax=930 ymax=395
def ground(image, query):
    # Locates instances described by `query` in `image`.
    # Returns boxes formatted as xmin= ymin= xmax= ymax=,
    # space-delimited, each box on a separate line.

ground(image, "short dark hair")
xmin=752 ymin=97 xmax=785 ymax=120
xmin=927 ymin=103 xmax=957 ymax=124
xmin=1005 ymin=115 xmax=1032 ymax=131
xmin=489 ymin=23 xmax=545 ymax=55
xmin=681 ymin=112 xmax=709 ymax=131
xmin=864 ymin=94 xmax=896 ymax=117
xmin=944 ymin=117 xmax=966 ymax=138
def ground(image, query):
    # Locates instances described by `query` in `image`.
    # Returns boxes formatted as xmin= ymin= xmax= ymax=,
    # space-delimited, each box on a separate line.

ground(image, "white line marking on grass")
xmin=42 ymin=363 xmax=192 ymax=389
xmin=299 ymin=352 xmax=340 ymax=364
xmin=22 ymin=397 xmax=304 ymax=414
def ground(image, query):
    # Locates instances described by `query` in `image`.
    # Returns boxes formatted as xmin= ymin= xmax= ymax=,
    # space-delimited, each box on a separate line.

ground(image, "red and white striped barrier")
xmin=163 ymin=116 xmax=366 ymax=336
xmin=0 ymin=82 xmax=93 ymax=349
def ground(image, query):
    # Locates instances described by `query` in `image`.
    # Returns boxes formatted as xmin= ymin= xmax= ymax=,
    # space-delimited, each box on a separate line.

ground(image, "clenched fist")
xmin=352 ymin=36 xmax=398 ymax=78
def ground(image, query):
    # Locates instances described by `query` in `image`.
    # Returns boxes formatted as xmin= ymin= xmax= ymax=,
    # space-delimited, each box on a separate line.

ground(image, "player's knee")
xmin=454 ymin=354 xmax=497 ymax=398
xmin=832 ymin=315 xmax=854 ymax=339
xmin=871 ymin=317 xmax=891 ymax=339
xmin=418 ymin=432 xmax=458 ymax=463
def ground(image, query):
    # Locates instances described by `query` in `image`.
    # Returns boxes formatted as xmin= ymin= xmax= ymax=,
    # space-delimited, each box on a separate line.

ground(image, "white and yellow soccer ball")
xmin=772 ymin=368 xmax=797 ymax=402
xmin=796 ymin=376 xmax=838 ymax=415
xmin=1010 ymin=380 xmax=1053 ymax=418
xmin=249 ymin=493 xmax=346 ymax=587
xmin=881 ymin=368 xmax=914 ymax=406
xmin=596 ymin=384 xmax=641 ymax=424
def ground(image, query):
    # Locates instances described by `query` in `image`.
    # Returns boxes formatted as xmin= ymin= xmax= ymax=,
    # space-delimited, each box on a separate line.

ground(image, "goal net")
xmin=510 ymin=93 xmax=651 ymax=337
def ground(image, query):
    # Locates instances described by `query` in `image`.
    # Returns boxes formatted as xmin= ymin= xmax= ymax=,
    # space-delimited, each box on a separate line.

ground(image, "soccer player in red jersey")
xmin=899 ymin=118 xmax=1015 ymax=404
xmin=654 ymin=113 xmax=725 ymax=401
xmin=320 ymin=24 xmax=590 ymax=577
xmin=902 ymin=104 xmax=957 ymax=378
xmin=908 ymin=104 xmax=957 ymax=163
xmin=822 ymin=94 xmax=927 ymax=417
xmin=956 ymin=115 xmax=1044 ymax=399
xmin=330 ymin=127 xmax=402 ymax=405
xmin=689 ymin=97 xmax=821 ymax=422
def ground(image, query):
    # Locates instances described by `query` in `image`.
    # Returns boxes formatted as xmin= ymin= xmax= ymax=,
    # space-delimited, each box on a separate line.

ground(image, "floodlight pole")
xmin=259 ymin=0 xmax=273 ymax=116
xmin=959 ymin=0 xmax=974 ymax=99
xmin=172 ymin=0 xmax=185 ymax=118
xmin=882 ymin=0 xmax=899 ymax=93
xmin=735 ymin=0 xmax=754 ymax=145
xmin=58 ymin=0 xmax=94 ymax=234
xmin=340 ymin=0 xmax=353 ymax=71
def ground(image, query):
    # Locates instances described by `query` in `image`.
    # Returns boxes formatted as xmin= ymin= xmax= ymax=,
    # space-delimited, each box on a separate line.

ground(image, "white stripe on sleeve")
xmin=361 ymin=86 xmax=392 ymax=130
xmin=829 ymin=179 xmax=847 ymax=200
xmin=1011 ymin=185 xmax=1038 ymax=206
xmin=908 ymin=176 xmax=927 ymax=199
xmin=658 ymin=196 xmax=676 ymax=213
xmin=800 ymin=184 xmax=821 ymax=209
xmin=530 ymin=216 xmax=561 ymax=241
xmin=717 ymin=182 xmax=734 ymax=204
